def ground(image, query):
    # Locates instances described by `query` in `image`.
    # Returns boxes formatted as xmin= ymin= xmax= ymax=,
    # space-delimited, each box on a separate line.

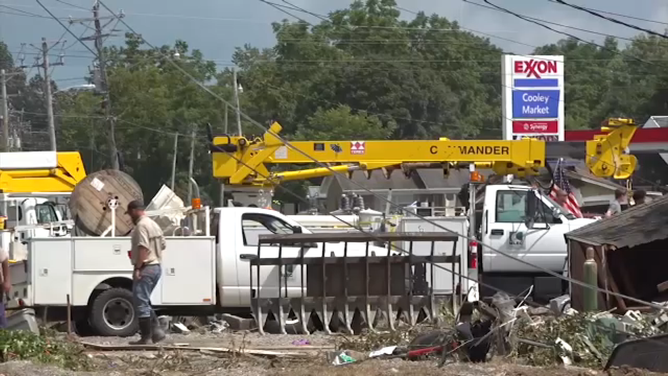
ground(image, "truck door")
xmin=237 ymin=212 xmax=304 ymax=307
xmin=482 ymin=187 xmax=565 ymax=273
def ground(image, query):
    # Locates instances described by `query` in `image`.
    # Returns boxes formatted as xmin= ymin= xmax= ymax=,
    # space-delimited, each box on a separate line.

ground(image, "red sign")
xmin=514 ymin=59 xmax=558 ymax=79
xmin=512 ymin=120 xmax=558 ymax=134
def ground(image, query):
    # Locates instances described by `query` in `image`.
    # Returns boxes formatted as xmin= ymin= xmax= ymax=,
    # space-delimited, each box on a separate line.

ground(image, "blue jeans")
xmin=0 ymin=303 xmax=6 ymax=329
xmin=132 ymin=264 xmax=161 ymax=319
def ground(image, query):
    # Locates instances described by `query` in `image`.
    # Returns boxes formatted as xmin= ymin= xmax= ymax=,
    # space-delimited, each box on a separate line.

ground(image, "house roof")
xmin=565 ymin=193 xmax=668 ymax=248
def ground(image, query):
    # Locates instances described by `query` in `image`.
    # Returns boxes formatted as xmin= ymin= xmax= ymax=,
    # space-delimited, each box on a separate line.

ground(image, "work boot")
xmin=151 ymin=316 xmax=166 ymax=344
xmin=129 ymin=318 xmax=152 ymax=345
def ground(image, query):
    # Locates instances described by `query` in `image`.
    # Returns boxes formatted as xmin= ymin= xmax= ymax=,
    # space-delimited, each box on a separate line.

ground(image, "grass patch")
xmin=0 ymin=329 xmax=92 ymax=370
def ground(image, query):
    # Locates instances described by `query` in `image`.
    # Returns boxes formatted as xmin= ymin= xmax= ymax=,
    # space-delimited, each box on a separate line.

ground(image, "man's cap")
xmin=126 ymin=200 xmax=145 ymax=213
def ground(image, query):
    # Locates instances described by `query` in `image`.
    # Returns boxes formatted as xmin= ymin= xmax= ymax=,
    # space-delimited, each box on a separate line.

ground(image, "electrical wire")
xmin=546 ymin=0 xmax=668 ymax=27
xmin=54 ymin=0 xmax=90 ymax=12
xmin=97 ymin=0 xmax=668 ymax=311
xmin=398 ymin=4 xmax=635 ymax=42
xmin=474 ymin=0 xmax=660 ymax=70
xmin=550 ymin=0 xmax=668 ymax=40
xmin=35 ymin=0 xmax=99 ymax=58
xmin=0 ymin=4 xmax=53 ymax=18
xmin=0 ymin=8 xmax=53 ymax=19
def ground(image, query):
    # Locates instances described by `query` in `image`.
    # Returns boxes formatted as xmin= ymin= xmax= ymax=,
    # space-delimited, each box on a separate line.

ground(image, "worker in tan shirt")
xmin=0 ymin=245 xmax=10 ymax=328
xmin=126 ymin=200 xmax=166 ymax=345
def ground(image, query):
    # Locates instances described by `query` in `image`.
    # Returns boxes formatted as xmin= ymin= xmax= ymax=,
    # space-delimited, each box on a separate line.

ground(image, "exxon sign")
xmin=514 ymin=59 xmax=558 ymax=79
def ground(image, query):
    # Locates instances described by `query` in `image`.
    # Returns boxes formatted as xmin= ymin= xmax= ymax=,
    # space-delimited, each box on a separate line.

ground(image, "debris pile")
xmin=329 ymin=292 xmax=668 ymax=373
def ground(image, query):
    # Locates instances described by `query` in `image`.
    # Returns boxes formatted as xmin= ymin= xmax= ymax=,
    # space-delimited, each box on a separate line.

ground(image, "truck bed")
xmin=13 ymin=236 xmax=216 ymax=307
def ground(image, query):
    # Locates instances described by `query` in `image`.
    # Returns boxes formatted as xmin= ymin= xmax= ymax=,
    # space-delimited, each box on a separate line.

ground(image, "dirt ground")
xmin=0 ymin=331 xmax=663 ymax=376
xmin=0 ymin=357 xmax=663 ymax=376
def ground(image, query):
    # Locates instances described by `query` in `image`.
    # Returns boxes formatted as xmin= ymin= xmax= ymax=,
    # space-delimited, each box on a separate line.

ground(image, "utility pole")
xmin=233 ymin=68 xmax=242 ymax=136
xmin=1 ymin=70 xmax=8 ymax=152
xmin=224 ymin=104 xmax=228 ymax=134
xmin=31 ymin=37 xmax=64 ymax=151
xmin=170 ymin=133 xmax=178 ymax=190
xmin=187 ymin=126 xmax=196 ymax=204
xmin=78 ymin=1 xmax=124 ymax=169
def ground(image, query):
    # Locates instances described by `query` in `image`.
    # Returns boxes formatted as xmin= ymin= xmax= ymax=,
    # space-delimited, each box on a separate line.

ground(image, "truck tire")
xmin=90 ymin=288 xmax=138 ymax=337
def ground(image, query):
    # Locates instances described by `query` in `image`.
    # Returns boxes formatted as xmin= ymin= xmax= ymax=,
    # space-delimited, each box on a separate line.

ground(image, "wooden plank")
xmin=79 ymin=341 xmax=311 ymax=358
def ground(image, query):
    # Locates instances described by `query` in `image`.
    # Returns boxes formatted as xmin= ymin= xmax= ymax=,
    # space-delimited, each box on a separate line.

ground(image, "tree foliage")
xmin=2 ymin=0 xmax=668 ymax=203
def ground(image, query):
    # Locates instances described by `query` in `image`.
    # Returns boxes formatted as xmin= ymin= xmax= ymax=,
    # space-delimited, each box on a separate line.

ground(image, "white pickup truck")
xmin=9 ymin=206 xmax=399 ymax=336
xmin=477 ymin=184 xmax=596 ymax=300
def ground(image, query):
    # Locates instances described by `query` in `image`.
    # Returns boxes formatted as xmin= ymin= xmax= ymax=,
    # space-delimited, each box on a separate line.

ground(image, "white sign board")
xmin=501 ymin=55 xmax=564 ymax=141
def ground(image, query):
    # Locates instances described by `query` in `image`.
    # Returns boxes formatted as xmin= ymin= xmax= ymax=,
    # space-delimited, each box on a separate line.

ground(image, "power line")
xmin=35 ymin=0 xmax=99 ymax=58
xmin=546 ymin=0 xmax=668 ymax=27
xmin=0 ymin=9 xmax=52 ymax=19
xmin=472 ymin=0 xmax=660 ymax=70
xmin=54 ymin=0 xmax=90 ymax=12
xmin=445 ymin=2 xmax=634 ymax=41
xmin=550 ymin=0 xmax=668 ymax=39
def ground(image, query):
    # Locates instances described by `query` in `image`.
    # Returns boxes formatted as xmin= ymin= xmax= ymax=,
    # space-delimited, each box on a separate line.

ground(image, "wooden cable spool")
xmin=69 ymin=170 xmax=144 ymax=236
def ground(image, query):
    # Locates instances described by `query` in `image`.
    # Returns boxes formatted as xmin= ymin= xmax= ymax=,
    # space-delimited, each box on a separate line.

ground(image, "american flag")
xmin=549 ymin=159 xmax=582 ymax=218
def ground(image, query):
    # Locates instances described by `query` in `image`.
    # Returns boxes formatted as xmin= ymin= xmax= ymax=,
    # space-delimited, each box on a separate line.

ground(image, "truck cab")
xmin=479 ymin=184 xmax=596 ymax=299
xmin=1 ymin=194 xmax=72 ymax=258
xmin=212 ymin=207 xmax=389 ymax=308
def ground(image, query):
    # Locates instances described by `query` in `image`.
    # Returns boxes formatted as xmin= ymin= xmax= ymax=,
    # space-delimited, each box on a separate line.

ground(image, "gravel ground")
xmin=0 ymin=358 xmax=664 ymax=376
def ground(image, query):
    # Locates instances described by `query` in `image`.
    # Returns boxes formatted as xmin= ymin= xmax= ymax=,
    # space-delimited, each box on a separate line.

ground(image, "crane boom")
xmin=210 ymin=118 xmax=638 ymax=187
xmin=0 ymin=151 xmax=87 ymax=193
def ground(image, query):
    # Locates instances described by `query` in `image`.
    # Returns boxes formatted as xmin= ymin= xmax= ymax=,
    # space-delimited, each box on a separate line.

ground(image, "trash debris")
xmin=368 ymin=346 xmax=397 ymax=358
xmin=209 ymin=317 xmax=230 ymax=333
xmin=549 ymin=295 xmax=571 ymax=316
xmin=292 ymin=339 xmax=310 ymax=346
xmin=554 ymin=337 xmax=574 ymax=366
xmin=330 ymin=350 xmax=359 ymax=366
xmin=171 ymin=322 xmax=190 ymax=334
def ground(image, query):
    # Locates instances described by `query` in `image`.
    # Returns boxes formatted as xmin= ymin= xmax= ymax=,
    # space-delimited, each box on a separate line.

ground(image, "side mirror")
xmin=525 ymin=190 xmax=539 ymax=229
xmin=293 ymin=226 xmax=303 ymax=234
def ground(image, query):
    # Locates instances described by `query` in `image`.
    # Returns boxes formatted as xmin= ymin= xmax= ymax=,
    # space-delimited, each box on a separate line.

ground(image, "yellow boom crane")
xmin=0 ymin=151 xmax=87 ymax=193
xmin=209 ymin=118 xmax=638 ymax=197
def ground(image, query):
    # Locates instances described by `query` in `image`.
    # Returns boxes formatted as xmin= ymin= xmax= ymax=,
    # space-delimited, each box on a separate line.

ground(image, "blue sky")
xmin=1 ymin=0 xmax=666 ymax=88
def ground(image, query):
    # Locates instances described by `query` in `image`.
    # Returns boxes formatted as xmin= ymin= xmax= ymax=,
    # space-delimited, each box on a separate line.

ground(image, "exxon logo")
xmin=514 ymin=59 xmax=558 ymax=79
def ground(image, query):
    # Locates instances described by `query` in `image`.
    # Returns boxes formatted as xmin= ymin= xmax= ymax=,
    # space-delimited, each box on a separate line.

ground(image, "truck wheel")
xmin=90 ymin=288 xmax=137 ymax=337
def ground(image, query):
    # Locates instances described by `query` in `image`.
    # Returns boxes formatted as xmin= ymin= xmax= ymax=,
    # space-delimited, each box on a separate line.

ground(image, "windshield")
xmin=543 ymin=193 xmax=576 ymax=220
xmin=35 ymin=203 xmax=59 ymax=224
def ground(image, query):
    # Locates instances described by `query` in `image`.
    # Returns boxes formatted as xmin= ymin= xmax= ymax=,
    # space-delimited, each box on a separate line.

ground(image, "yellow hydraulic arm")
xmin=0 ymin=152 xmax=87 ymax=193
xmin=210 ymin=118 xmax=638 ymax=187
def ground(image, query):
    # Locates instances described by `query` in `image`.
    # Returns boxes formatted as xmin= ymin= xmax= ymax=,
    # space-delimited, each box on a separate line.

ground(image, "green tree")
xmin=294 ymin=105 xmax=395 ymax=140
